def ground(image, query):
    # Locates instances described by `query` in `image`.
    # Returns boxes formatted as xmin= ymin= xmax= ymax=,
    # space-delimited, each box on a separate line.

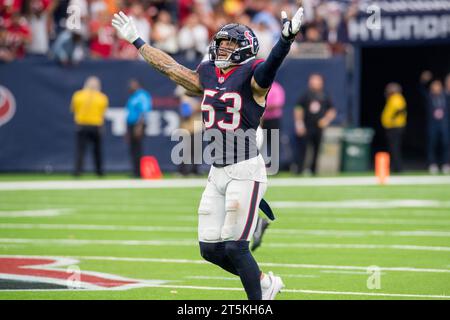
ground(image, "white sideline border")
xmin=1 ymin=175 xmax=450 ymax=191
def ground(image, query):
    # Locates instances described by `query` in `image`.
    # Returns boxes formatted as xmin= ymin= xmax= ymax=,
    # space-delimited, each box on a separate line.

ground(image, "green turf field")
xmin=0 ymin=175 xmax=449 ymax=299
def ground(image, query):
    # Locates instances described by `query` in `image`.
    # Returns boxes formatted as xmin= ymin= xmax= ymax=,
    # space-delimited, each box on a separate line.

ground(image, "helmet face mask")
xmin=214 ymin=38 xmax=239 ymax=69
xmin=209 ymin=24 xmax=259 ymax=70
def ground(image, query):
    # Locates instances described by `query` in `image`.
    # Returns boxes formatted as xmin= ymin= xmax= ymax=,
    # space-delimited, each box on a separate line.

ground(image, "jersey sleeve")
xmin=251 ymin=59 xmax=265 ymax=71
xmin=196 ymin=61 xmax=210 ymax=75
xmin=195 ymin=61 xmax=209 ymax=88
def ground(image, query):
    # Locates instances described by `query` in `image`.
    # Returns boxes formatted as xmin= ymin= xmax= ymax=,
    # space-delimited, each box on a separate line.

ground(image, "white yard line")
xmin=186 ymin=276 xmax=240 ymax=281
xmin=186 ymin=274 xmax=318 ymax=281
xmin=0 ymin=238 xmax=198 ymax=246
xmin=320 ymin=270 xmax=385 ymax=275
xmin=2 ymin=223 xmax=450 ymax=238
xmin=268 ymin=229 xmax=450 ymax=237
xmin=272 ymin=199 xmax=450 ymax=209
xmin=144 ymin=284 xmax=450 ymax=299
xmin=0 ymin=209 xmax=72 ymax=217
xmin=0 ymin=179 xmax=207 ymax=191
xmin=264 ymin=243 xmax=450 ymax=252
xmin=4 ymin=254 xmax=449 ymax=274
xmin=277 ymin=274 xmax=318 ymax=278
xmin=292 ymin=217 xmax=450 ymax=226
xmin=269 ymin=176 xmax=450 ymax=187
xmin=1 ymin=238 xmax=450 ymax=252
xmin=1 ymin=176 xmax=450 ymax=191
xmin=280 ymin=289 xmax=450 ymax=299
xmin=2 ymin=283 xmax=448 ymax=298
xmin=0 ymin=223 xmax=197 ymax=233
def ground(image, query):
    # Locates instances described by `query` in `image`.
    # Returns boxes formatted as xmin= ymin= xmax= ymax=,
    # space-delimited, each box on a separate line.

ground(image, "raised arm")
xmin=112 ymin=12 xmax=203 ymax=96
xmin=138 ymin=44 xmax=203 ymax=95
xmin=251 ymin=6 xmax=304 ymax=99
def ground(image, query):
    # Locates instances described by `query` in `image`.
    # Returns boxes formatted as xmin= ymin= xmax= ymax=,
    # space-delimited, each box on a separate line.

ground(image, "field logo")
xmin=366 ymin=265 xmax=381 ymax=289
xmin=0 ymin=85 xmax=16 ymax=127
xmin=66 ymin=265 xmax=81 ymax=289
xmin=0 ymin=256 xmax=166 ymax=290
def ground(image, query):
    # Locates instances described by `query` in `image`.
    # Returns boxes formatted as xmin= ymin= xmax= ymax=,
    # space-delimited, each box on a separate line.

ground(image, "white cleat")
xmin=261 ymin=271 xmax=285 ymax=300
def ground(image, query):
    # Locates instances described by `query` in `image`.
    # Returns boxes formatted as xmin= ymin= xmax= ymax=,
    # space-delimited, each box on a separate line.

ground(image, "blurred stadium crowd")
xmin=0 ymin=0 xmax=358 ymax=64
xmin=1 ymin=0 xmax=449 ymax=176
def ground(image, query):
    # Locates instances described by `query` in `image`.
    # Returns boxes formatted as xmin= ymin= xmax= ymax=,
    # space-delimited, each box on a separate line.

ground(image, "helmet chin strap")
xmin=214 ymin=60 xmax=232 ymax=69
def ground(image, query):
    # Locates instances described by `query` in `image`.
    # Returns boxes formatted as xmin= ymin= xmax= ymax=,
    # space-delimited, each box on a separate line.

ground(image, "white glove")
xmin=112 ymin=11 xmax=140 ymax=44
xmin=281 ymin=6 xmax=304 ymax=42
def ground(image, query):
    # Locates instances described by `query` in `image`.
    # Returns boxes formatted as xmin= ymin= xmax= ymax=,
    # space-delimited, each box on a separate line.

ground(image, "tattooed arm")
xmin=112 ymin=11 xmax=203 ymax=96
xmin=138 ymin=44 xmax=203 ymax=96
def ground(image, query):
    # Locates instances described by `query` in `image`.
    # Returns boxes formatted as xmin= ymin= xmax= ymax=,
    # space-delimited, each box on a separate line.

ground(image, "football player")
xmin=112 ymin=5 xmax=303 ymax=300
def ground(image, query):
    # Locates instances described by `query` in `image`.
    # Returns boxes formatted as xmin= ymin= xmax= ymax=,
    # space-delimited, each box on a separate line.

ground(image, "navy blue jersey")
xmin=197 ymin=59 xmax=265 ymax=166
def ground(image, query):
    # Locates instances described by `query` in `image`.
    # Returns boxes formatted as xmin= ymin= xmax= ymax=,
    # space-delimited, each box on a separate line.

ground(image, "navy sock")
xmin=199 ymin=241 xmax=239 ymax=276
xmin=224 ymin=240 xmax=262 ymax=300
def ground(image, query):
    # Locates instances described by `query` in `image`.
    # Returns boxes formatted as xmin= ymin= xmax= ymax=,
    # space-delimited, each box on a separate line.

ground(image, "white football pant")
xmin=198 ymin=154 xmax=267 ymax=242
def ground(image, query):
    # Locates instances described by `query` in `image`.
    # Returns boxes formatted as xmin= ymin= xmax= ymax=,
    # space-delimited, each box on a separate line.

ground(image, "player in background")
xmin=112 ymin=5 xmax=304 ymax=300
